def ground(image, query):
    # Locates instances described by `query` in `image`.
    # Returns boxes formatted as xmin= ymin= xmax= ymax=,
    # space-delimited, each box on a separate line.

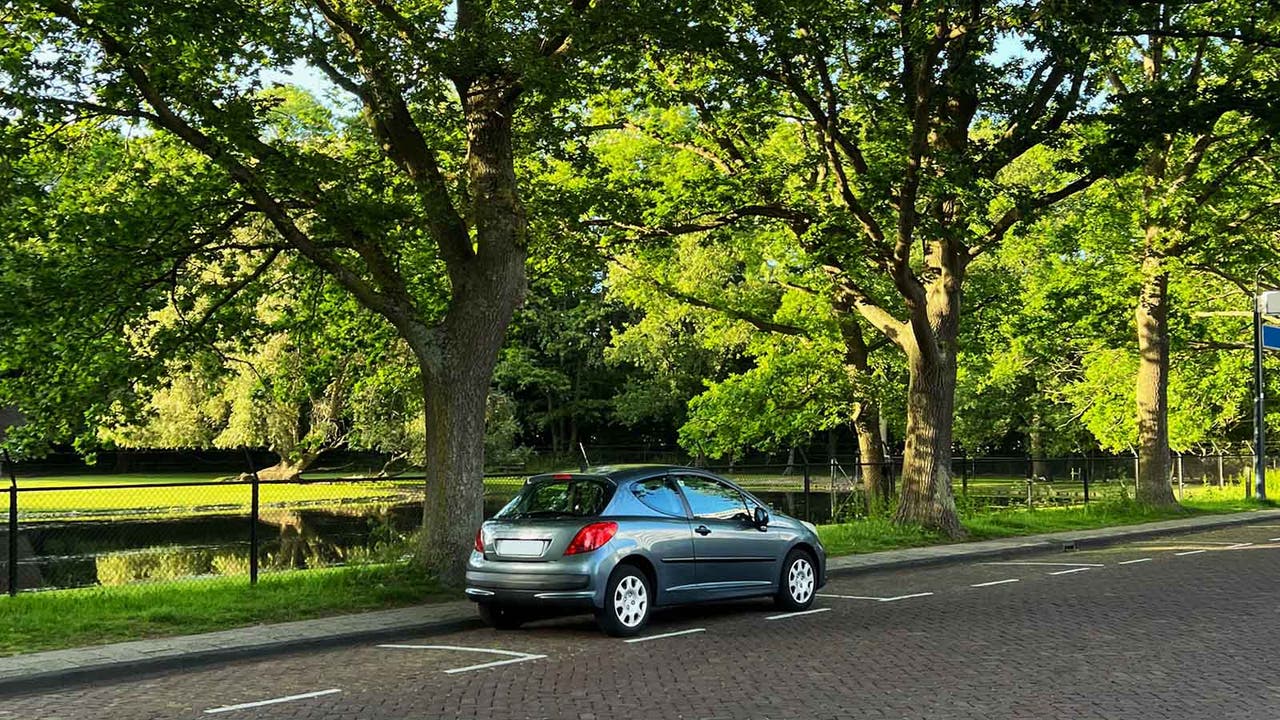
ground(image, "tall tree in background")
xmin=0 ymin=0 xmax=657 ymax=581
xmin=594 ymin=0 xmax=1156 ymax=535
xmin=1100 ymin=4 xmax=1280 ymax=503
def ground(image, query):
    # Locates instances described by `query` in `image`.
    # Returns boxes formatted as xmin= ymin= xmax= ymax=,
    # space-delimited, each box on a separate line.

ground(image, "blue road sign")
xmin=1264 ymin=323 xmax=1280 ymax=351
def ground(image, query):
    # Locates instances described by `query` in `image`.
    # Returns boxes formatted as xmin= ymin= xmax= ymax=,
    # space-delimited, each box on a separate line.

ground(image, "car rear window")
xmin=496 ymin=477 xmax=614 ymax=519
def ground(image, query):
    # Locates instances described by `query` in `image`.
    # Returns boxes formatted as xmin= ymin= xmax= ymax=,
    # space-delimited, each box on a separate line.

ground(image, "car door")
xmin=672 ymin=473 xmax=776 ymax=596
xmin=627 ymin=476 xmax=697 ymax=601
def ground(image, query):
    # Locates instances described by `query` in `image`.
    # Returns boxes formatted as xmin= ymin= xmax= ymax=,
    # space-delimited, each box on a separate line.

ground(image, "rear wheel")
xmin=477 ymin=603 xmax=525 ymax=630
xmin=595 ymin=564 xmax=651 ymax=637
xmin=774 ymin=549 xmax=816 ymax=611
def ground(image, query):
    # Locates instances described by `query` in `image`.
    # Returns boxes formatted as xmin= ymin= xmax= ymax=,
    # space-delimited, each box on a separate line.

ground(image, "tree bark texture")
xmin=1135 ymin=250 xmax=1178 ymax=506
xmin=417 ymin=82 xmax=529 ymax=585
xmin=852 ymin=405 xmax=889 ymax=511
xmin=892 ymin=278 xmax=964 ymax=538
xmin=894 ymin=342 xmax=963 ymax=536
xmin=838 ymin=313 xmax=889 ymax=509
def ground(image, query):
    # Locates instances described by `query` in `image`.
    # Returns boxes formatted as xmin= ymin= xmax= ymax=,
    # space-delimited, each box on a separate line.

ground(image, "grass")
xmin=0 ymin=563 xmax=452 ymax=657
xmin=9 ymin=473 xmax=528 ymax=521
xmin=816 ymin=491 xmax=1276 ymax=557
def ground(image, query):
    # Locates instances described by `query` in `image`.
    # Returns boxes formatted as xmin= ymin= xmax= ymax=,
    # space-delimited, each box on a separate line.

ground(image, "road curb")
xmin=825 ymin=508 xmax=1280 ymax=578
xmin=0 ymin=615 xmax=482 ymax=698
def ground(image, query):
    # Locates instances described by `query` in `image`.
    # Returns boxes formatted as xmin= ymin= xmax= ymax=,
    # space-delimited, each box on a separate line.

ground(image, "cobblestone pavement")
xmin=11 ymin=523 xmax=1280 ymax=720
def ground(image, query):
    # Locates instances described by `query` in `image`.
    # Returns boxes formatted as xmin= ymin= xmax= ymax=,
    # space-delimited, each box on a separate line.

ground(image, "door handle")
xmin=695 ymin=525 xmax=711 ymax=536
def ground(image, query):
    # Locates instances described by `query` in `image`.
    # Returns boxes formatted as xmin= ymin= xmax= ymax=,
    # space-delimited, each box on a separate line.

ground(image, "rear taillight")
xmin=474 ymin=527 xmax=484 ymax=553
xmin=564 ymin=521 xmax=618 ymax=555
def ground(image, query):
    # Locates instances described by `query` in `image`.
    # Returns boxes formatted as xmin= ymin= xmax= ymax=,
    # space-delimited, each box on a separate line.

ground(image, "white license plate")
xmin=496 ymin=539 xmax=546 ymax=557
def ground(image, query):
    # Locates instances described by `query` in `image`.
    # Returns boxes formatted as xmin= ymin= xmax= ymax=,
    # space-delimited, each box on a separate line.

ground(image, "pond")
xmin=2 ymin=490 xmax=840 ymax=592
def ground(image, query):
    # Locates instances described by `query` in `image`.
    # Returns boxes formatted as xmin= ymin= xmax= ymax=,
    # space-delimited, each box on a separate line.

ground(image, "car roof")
xmin=527 ymin=464 xmax=706 ymax=485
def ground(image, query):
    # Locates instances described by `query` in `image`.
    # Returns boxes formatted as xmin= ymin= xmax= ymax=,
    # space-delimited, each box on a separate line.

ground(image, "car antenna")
xmin=578 ymin=442 xmax=590 ymax=472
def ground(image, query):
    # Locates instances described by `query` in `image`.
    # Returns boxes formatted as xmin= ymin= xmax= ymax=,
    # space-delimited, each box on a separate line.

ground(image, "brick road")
xmin=10 ymin=523 xmax=1280 ymax=720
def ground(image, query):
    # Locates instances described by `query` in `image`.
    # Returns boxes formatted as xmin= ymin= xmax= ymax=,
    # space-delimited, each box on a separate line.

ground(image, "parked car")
xmin=466 ymin=464 xmax=826 ymax=636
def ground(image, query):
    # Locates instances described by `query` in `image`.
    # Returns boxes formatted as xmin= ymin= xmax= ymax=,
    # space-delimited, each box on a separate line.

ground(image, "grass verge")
xmin=817 ymin=495 xmax=1275 ymax=557
xmin=0 ymin=563 xmax=452 ymax=657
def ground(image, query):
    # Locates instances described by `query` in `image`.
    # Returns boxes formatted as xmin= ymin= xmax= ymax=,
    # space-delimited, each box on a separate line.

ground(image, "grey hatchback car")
xmin=466 ymin=465 xmax=826 ymax=636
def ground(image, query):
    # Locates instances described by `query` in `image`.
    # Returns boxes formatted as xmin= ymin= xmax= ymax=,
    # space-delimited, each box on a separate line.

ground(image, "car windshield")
xmin=496 ymin=477 xmax=614 ymax=519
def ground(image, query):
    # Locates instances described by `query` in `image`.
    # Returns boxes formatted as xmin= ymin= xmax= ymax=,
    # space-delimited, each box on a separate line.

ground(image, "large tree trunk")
xmin=251 ymin=452 xmax=320 ymax=482
xmin=1135 ymin=252 xmax=1178 ymax=506
xmin=895 ymin=341 xmax=963 ymax=536
xmin=837 ymin=312 xmax=890 ymax=510
xmin=852 ymin=405 xmax=889 ymax=511
xmin=417 ymin=80 xmax=528 ymax=585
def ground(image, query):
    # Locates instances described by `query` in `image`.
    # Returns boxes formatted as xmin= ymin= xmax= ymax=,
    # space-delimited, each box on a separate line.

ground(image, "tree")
xmin=608 ymin=231 xmax=894 ymax=505
xmin=589 ymin=0 xmax=1164 ymax=535
xmin=1096 ymin=5 xmax=1280 ymax=503
xmin=2 ymin=0 xmax=660 ymax=581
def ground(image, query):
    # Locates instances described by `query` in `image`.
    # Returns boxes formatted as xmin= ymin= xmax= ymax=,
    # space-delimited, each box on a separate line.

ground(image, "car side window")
xmin=675 ymin=475 xmax=750 ymax=522
xmin=631 ymin=477 xmax=687 ymax=517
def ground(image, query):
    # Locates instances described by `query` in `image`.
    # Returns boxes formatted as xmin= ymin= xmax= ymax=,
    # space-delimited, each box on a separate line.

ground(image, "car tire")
xmin=595 ymin=564 xmax=652 ymax=637
xmin=477 ymin=603 xmax=525 ymax=630
xmin=774 ymin=548 xmax=817 ymax=611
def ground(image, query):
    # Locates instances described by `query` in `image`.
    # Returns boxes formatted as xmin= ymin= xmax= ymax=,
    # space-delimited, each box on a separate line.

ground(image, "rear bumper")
xmin=465 ymin=556 xmax=598 ymax=609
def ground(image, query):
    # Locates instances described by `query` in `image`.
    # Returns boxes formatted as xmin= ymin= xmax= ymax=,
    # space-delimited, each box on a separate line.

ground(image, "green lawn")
xmin=816 ymin=495 xmax=1274 ymax=557
xmin=9 ymin=473 xmax=526 ymax=521
xmin=0 ymin=563 xmax=451 ymax=657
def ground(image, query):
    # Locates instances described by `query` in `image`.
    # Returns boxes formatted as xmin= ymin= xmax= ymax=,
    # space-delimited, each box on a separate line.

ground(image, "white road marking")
xmin=379 ymin=644 xmax=533 ymax=656
xmin=970 ymin=579 xmax=1019 ymax=588
xmin=1048 ymin=567 xmax=1092 ymax=576
xmin=624 ymin=628 xmax=706 ymax=644
xmin=1136 ymin=540 xmax=1240 ymax=545
xmin=1228 ymin=542 xmax=1254 ymax=549
xmin=818 ymin=592 xmax=935 ymax=602
xmin=983 ymin=562 xmax=1105 ymax=567
xmin=880 ymin=592 xmax=935 ymax=602
xmin=1118 ymin=558 xmax=1153 ymax=565
xmin=1175 ymin=550 xmax=1207 ymax=556
xmin=204 ymin=689 xmax=341 ymax=714
xmin=378 ymin=644 xmax=546 ymax=674
xmin=766 ymin=608 xmax=831 ymax=620
xmin=444 ymin=654 xmax=547 ymax=674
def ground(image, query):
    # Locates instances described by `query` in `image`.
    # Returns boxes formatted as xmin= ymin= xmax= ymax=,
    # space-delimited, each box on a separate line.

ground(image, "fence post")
xmin=801 ymin=453 xmax=811 ymax=523
xmin=961 ymin=450 xmax=969 ymax=496
xmin=1176 ymin=453 xmax=1184 ymax=501
xmin=1083 ymin=462 xmax=1090 ymax=505
xmin=4 ymin=451 xmax=16 ymax=597
xmin=243 ymin=449 xmax=260 ymax=586
xmin=1217 ymin=454 xmax=1224 ymax=488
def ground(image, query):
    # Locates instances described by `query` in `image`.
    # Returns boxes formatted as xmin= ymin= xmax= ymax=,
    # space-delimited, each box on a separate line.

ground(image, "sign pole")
xmin=1256 ymin=286 xmax=1268 ymax=500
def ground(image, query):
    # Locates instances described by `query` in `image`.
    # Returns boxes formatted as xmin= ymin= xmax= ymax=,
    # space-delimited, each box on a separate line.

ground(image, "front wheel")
xmin=595 ymin=564 xmax=652 ymax=637
xmin=774 ymin=549 xmax=817 ymax=611
xmin=477 ymin=603 xmax=525 ymax=630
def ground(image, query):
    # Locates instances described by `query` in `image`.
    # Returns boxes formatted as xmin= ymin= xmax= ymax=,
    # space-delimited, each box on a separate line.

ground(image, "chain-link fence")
xmin=1 ymin=448 xmax=1273 ymax=595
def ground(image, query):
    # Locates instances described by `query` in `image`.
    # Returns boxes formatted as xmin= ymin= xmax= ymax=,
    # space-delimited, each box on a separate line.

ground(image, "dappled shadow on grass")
xmin=0 ymin=563 xmax=453 ymax=657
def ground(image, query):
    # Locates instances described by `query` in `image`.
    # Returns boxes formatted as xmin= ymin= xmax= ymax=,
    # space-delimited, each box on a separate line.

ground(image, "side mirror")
xmin=753 ymin=506 xmax=769 ymax=529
